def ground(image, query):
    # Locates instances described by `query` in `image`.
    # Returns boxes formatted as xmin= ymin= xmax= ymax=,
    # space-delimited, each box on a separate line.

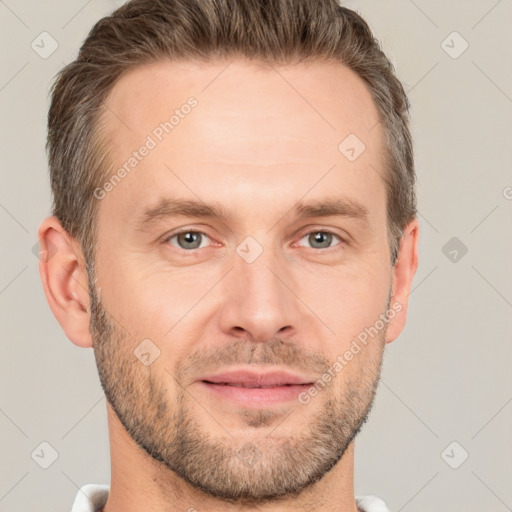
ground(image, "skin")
xmin=38 ymin=59 xmax=419 ymax=512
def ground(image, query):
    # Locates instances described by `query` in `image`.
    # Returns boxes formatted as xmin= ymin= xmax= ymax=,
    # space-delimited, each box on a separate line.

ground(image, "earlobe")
xmin=385 ymin=218 xmax=420 ymax=344
xmin=37 ymin=216 xmax=93 ymax=348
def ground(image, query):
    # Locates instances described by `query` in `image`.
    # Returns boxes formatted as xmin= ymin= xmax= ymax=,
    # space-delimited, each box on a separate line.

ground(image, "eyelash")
xmin=163 ymin=228 xmax=345 ymax=253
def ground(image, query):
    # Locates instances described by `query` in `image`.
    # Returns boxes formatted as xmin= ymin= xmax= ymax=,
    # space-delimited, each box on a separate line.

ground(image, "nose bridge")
xmin=239 ymin=251 xmax=285 ymax=309
xmin=217 ymin=237 xmax=299 ymax=341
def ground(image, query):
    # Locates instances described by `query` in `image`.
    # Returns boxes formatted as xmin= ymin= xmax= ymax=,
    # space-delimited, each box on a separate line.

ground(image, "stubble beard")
xmin=89 ymin=276 xmax=385 ymax=505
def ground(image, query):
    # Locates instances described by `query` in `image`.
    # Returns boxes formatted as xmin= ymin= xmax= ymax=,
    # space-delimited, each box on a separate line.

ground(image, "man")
xmin=38 ymin=0 xmax=419 ymax=511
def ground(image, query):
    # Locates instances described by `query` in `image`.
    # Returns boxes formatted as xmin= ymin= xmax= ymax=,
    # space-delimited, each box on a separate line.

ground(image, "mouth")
xmin=202 ymin=381 xmax=308 ymax=388
xmin=199 ymin=369 xmax=314 ymax=386
xmin=197 ymin=369 xmax=315 ymax=406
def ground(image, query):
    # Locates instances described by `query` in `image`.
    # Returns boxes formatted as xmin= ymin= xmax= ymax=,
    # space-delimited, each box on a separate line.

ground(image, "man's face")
xmin=91 ymin=59 xmax=395 ymax=503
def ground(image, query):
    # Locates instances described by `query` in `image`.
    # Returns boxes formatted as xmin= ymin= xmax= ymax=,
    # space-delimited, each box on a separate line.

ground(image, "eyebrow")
xmin=134 ymin=196 xmax=369 ymax=231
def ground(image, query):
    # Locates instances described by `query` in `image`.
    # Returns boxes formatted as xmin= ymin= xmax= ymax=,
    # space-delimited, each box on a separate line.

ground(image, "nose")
xmin=217 ymin=245 xmax=301 ymax=343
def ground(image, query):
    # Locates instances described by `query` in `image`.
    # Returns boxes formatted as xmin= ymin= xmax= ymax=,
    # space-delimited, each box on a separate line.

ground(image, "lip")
xmin=199 ymin=382 xmax=311 ymax=406
xmin=199 ymin=369 xmax=314 ymax=387
xmin=197 ymin=369 xmax=315 ymax=407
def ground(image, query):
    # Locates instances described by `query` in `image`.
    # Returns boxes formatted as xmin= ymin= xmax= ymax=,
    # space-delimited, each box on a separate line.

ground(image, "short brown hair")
xmin=47 ymin=0 xmax=416 ymax=268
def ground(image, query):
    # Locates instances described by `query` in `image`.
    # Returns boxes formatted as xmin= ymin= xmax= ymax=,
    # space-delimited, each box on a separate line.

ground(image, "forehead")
xmin=97 ymin=58 xmax=386 ymax=228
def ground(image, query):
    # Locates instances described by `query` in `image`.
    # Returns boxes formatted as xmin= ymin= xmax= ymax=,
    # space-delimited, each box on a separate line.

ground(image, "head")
xmin=39 ymin=0 xmax=419 ymax=506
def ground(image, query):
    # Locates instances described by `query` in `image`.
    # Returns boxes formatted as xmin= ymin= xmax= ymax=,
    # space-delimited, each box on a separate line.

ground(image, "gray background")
xmin=1 ymin=1 xmax=511 ymax=511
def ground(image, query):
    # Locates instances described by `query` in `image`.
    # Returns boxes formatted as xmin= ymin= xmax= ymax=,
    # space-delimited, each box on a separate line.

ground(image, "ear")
xmin=37 ymin=216 xmax=93 ymax=348
xmin=385 ymin=218 xmax=419 ymax=344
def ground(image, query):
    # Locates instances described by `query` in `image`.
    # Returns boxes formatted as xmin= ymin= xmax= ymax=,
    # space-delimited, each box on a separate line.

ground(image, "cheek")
xmin=97 ymin=255 xmax=220 ymax=345
xmin=298 ymin=262 xmax=391 ymax=343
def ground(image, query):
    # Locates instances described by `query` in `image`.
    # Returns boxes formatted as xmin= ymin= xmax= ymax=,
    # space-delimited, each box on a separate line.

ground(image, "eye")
xmin=296 ymin=230 xmax=344 ymax=250
xmin=165 ymin=230 xmax=211 ymax=250
xmin=163 ymin=229 xmax=344 ymax=252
